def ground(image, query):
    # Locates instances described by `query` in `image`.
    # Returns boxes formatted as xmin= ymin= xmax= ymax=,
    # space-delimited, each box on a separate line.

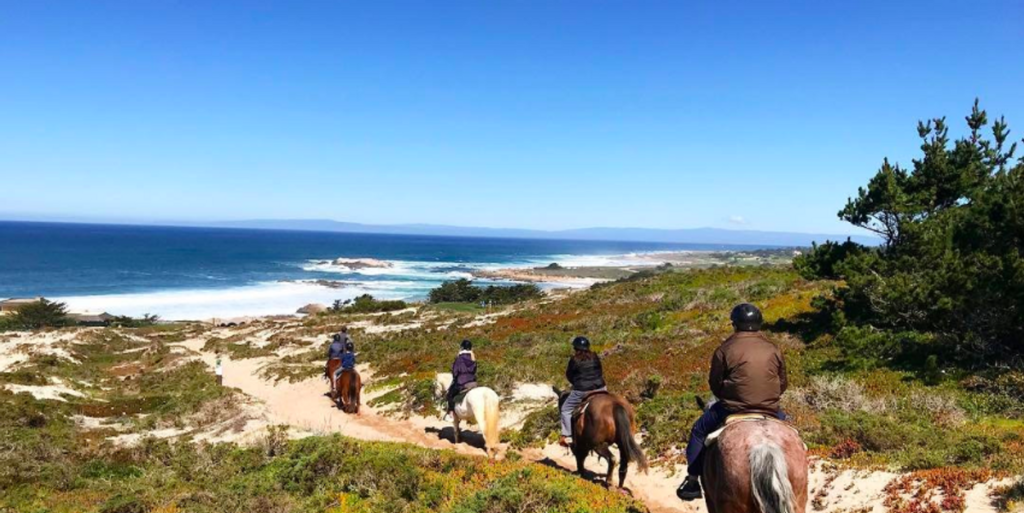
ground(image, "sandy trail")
xmin=196 ymin=350 xmax=1004 ymax=513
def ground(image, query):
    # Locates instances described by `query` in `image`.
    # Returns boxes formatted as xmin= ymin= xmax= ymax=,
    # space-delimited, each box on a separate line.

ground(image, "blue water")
xmin=0 ymin=221 xmax=764 ymax=319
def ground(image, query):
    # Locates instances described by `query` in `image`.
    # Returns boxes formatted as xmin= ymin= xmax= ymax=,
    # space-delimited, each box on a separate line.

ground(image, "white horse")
xmin=436 ymin=373 xmax=501 ymax=458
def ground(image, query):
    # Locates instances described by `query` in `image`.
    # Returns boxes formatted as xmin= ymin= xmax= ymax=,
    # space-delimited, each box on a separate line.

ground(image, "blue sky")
xmin=2 ymin=1 xmax=1022 ymax=234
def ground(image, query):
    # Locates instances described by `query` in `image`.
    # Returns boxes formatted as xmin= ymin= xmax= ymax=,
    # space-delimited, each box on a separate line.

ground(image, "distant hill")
xmin=209 ymin=219 xmax=878 ymax=246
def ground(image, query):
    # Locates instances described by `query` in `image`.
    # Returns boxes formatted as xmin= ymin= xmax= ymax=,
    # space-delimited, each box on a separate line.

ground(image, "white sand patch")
xmin=72 ymin=415 xmax=128 ymax=431
xmin=0 ymin=330 xmax=85 ymax=372
xmin=107 ymin=427 xmax=189 ymax=445
xmin=513 ymin=383 xmax=557 ymax=402
xmin=5 ymin=382 xmax=86 ymax=401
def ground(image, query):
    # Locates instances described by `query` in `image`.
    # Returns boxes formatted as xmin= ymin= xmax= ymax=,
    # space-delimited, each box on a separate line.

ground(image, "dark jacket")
xmin=452 ymin=351 xmax=477 ymax=389
xmin=566 ymin=353 xmax=606 ymax=392
xmin=341 ymin=352 xmax=356 ymax=370
xmin=327 ymin=341 xmax=345 ymax=360
xmin=709 ymin=331 xmax=788 ymax=414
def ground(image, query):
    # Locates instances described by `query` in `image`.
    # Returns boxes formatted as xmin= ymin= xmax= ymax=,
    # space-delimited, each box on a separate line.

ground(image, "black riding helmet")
xmin=730 ymin=303 xmax=763 ymax=332
xmin=345 ymin=341 xmax=354 ymax=351
xmin=332 ymin=334 xmax=342 ymax=343
xmin=572 ymin=336 xmax=590 ymax=351
xmin=461 ymin=339 xmax=472 ymax=351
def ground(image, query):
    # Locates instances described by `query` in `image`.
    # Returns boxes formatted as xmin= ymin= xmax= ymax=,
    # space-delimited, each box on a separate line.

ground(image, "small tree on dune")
xmin=13 ymin=299 xmax=71 ymax=329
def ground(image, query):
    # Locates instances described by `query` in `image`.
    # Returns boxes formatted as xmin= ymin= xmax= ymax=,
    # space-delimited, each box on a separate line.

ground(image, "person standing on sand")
xmin=214 ymin=350 xmax=223 ymax=386
xmin=559 ymin=336 xmax=607 ymax=448
xmin=676 ymin=303 xmax=788 ymax=501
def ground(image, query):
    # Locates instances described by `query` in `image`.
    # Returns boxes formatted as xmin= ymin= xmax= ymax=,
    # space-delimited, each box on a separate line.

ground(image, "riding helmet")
xmin=461 ymin=339 xmax=472 ymax=351
xmin=345 ymin=341 xmax=354 ymax=351
xmin=572 ymin=336 xmax=590 ymax=351
xmin=730 ymin=303 xmax=763 ymax=331
xmin=332 ymin=334 xmax=342 ymax=343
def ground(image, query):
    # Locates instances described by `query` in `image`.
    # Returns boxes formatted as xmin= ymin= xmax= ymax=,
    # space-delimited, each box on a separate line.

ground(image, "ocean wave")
xmin=54 ymin=281 xmax=418 ymax=321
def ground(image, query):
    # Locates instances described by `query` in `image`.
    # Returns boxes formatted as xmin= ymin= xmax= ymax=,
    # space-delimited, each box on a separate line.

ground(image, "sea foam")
xmin=55 ymin=281 xmax=413 ymax=321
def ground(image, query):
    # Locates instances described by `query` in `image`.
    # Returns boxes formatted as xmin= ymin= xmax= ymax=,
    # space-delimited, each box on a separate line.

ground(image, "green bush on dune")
xmin=428 ymin=278 xmax=542 ymax=305
xmin=330 ymin=294 xmax=410 ymax=314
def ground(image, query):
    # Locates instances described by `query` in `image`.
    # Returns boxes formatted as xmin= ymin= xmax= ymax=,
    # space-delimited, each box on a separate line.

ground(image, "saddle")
xmin=452 ymin=382 xmax=478 ymax=403
xmin=571 ymin=390 xmax=610 ymax=420
xmin=705 ymin=413 xmax=799 ymax=448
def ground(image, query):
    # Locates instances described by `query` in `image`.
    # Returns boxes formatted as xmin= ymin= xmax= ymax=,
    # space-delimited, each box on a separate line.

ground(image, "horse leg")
xmin=596 ymin=445 xmax=615 ymax=487
xmin=617 ymin=446 xmax=628 ymax=489
xmin=453 ymin=415 xmax=461 ymax=444
xmin=574 ymin=446 xmax=588 ymax=479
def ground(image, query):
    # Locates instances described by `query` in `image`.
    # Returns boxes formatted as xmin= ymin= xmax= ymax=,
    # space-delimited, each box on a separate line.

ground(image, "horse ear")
xmin=695 ymin=396 xmax=706 ymax=411
xmin=552 ymin=386 xmax=563 ymax=397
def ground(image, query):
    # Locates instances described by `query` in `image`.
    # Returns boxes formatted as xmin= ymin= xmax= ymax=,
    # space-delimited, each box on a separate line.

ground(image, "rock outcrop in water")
xmin=312 ymin=257 xmax=394 ymax=270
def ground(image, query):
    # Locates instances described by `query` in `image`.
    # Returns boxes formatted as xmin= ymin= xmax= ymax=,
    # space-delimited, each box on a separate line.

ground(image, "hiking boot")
xmin=558 ymin=436 xmax=572 ymax=448
xmin=676 ymin=475 xmax=703 ymax=501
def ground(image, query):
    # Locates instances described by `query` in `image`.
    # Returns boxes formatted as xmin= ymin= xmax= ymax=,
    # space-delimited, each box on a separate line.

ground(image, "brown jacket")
xmin=709 ymin=331 xmax=787 ymax=414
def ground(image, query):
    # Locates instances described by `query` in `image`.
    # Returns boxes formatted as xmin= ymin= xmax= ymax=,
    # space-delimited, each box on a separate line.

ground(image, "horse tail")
xmin=749 ymin=442 xmax=795 ymax=513
xmin=346 ymin=373 xmax=360 ymax=412
xmin=483 ymin=389 xmax=500 ymax=453
xmin=612 ymin=403 xmax=648 ymax=473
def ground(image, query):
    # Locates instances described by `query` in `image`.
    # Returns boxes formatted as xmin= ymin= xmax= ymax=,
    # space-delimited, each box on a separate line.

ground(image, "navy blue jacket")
xmin=341 ymin=352 xmax=356 ymax=370
xmin=452 ymin=351 xmax=477 ymax=388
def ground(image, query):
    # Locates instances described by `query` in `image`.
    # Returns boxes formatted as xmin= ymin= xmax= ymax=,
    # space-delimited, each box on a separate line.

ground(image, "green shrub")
xmin=428 ymin=279 xmax=542 ymax=305
xmin=331 ymin=294 xmax=409 ymax=314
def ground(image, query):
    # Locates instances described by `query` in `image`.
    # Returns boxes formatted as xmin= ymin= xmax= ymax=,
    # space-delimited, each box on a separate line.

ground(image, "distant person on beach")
xmin=559 ymin=336 xmax=606 ymax=448
xmin=676 ymin=303 xmax=788 ymax=501
xmin=214 ymin=350 xmax=223 ymax=386
xmin=446 ymin=339 xmax=477 ymax=416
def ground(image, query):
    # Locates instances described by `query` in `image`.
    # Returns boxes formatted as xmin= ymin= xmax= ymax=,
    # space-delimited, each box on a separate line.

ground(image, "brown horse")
xmin=560 ymin=391 xmax=648 ymax=488
xmin=326 ymin=359 xmax=361 ymax=414
xmin=703 ymin=417 xmax=808 ymax=513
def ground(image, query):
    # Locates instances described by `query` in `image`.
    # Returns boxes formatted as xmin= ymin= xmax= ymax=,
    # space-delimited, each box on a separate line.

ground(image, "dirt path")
xmin=200 ymin=351 xmax=1004 ymax=513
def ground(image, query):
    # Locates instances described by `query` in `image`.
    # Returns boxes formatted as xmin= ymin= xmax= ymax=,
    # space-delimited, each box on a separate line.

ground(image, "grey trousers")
xmin=560 ymin=387 xmax=606 ymax=436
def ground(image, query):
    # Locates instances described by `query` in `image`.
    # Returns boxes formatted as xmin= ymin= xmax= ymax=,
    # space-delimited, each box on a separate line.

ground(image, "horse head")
xmin=435 ymin=372 xmax=454 ymax=399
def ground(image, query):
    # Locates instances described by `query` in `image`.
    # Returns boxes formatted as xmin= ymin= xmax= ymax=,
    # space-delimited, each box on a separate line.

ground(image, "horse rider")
xmin=677 ymin=303 xmax=788 ymax=501
xmin=341 ymin=341 xmax=356 ymax=370
xmin=446 ymin=339 xmax=478 ymax=417
xmin=325 ymin=333 xmax=345 ymax=378
xmin=337 ymin=326 xmax=353 ymax=346
xmin=559 ymin=336 xmax=607 ymax=448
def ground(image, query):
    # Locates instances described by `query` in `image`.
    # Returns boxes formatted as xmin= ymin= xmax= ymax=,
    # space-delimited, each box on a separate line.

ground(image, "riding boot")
xmin=676 ymin=475 xmax=703 ymax=501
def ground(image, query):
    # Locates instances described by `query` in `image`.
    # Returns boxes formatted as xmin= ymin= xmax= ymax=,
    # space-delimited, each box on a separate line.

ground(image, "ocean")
xmin=0 ymin=221 xmax=768 ymax=320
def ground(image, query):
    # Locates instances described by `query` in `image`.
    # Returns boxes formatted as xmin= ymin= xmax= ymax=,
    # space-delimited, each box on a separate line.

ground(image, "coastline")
xmin=22 ymin=248 xmax=798 ymax=321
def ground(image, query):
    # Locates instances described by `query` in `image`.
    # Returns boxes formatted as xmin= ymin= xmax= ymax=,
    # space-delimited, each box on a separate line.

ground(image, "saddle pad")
xmin=705 ymin=415 xmax=798 ymax=447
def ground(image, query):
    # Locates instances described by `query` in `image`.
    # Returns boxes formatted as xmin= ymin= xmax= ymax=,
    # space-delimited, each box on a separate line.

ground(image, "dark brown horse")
xmin=326 ymin=359 xmax=361 ymax=414
xmin=560 ymin=391 xmax=648 ymax=488
xmin=703 ymin=416 xmax=807 ymax=513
